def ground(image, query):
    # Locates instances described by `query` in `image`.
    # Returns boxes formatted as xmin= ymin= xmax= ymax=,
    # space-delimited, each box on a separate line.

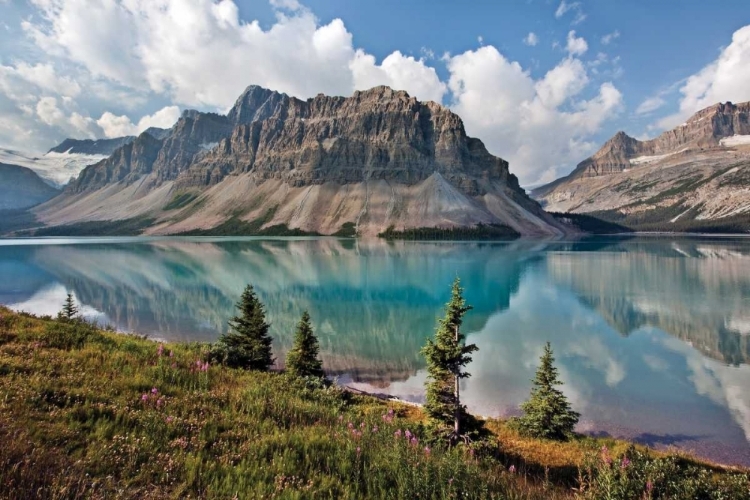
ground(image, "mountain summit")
xmin=532 ymin=101 xmax=750 ymax=231
xmin=34 ymin=86 xmax=567 ymax=237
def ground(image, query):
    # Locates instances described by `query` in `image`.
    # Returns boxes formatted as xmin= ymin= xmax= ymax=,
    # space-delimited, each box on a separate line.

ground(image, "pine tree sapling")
xmin=286 ymin=311 xmax=325 ymax=380
xmin=516 ymin=342 xmax=580 ymax=440
xmin=421 ymin=277 xmax=479 ymax=440
xmin=59 ymin=292 xmax=79 ymax=321
xmin=214 ymin=285 xmax=274 ymax=371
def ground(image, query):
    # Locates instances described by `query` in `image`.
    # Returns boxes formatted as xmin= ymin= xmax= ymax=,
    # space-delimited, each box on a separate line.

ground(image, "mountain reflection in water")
xmin=1 ymin=236 xmax=749 ymax=465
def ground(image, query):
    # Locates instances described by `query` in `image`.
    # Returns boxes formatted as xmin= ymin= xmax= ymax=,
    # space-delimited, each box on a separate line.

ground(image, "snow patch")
xmin=720 ymin=135 xmax=750 ymax=147
xmin=0 ymin=148 xmax=107 ymax=187
xmin=629 ymin=153 xmax=674 ymax=165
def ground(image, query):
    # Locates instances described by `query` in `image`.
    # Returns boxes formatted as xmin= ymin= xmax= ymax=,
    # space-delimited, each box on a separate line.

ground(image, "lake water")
xmin=2 ymin=236 xmax=750 ymax=466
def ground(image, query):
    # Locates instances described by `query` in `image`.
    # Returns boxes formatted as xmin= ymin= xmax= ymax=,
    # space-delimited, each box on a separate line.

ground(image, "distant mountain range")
xmin=0 ymin=163 xmax=60 ymax=210
xmin=533 ymin=101 xmax=750 ymax=232
xmin=25 ymin=85 xmax=568 ymax=237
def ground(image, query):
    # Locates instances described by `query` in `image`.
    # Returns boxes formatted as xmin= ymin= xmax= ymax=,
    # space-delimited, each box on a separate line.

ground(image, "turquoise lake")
xmin=1 ymin=236 xmax=749 ymax=466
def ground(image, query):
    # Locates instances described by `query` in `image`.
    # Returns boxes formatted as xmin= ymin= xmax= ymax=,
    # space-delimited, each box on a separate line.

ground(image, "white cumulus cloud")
xmin=523 ymin=32 xmax=539 ymax=46
xmin=448 ymin=46 xmax=622 ymax=186
xmin=655 ymin=25 xmax=750 ymax=130
xmin=566 ymin=30 xmax=588 ymax=56
xmin=636 ymin=95 xmax=666 ymax=115
xmin=555 ymin=1 xmax=586 ymax=25
xmin=96 ymin=106 xmax=181 ymax=138
xmin=23 ymin=0 xmax=445 ymax=110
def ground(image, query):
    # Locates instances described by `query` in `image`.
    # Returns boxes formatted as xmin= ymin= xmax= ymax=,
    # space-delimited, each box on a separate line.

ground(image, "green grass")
xmin=332 ymin=222 xmax=357 ymax=238
xmin=0 ymin=209 xmax=40 ymax=235
xmin=549 ymin=212 xmax=633 ymax=234
xmin=378 ymin=224 xmax=520 ymax=241
xmin=25 ymin=216 xmax=156 ymax=237
xmin=164 ymin=192 xmax=199 ymax=211
xmin=0 ymin=308 xmax=747 ymax=499
xmin=178 ymin=208 xmax=321 ymax=237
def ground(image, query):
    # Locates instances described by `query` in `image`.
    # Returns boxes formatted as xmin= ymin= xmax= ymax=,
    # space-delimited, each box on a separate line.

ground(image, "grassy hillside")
xmin=0 ymin=308 xmax=747 ymax=499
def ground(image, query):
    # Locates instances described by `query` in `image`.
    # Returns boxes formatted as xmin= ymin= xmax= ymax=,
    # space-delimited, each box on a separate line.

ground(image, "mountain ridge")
xmin=33 ymin=85 xmax=569 ymax=237
xmin=532 ymin=100 xmax=750 ymax=231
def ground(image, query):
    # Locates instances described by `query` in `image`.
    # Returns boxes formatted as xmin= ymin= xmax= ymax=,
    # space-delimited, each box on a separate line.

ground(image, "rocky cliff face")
xmin=532 ymin=101 xmax=750 ymax=231
xmin=37 ymin=85 xmax=569 ymax=237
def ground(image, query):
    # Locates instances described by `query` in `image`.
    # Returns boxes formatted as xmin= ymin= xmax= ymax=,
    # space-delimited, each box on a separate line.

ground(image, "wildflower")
xmin=410 ymin=437 xmax=418 ymax=446
xmin=347 ymin=422 xmax=354 ymax=430
xmin=372 ymin=425 xmax=379 ymax=433
xmin=360 ymin=422 xmax=366 ymax=429
xmin=157 ymin=397 xmax=164 ymax=408
xmin=646 ymin=480 xmax=653 ymax=492
xmin=424 ymin=446 xmax=431 ymax=455
xmin=151 ymin=387 xmax=158 ymax=395
xmin=166 ymin=416 xmax=174 ymax=424
xmin=394 ymin=429 xmax=402 ymax=438
xmin=449 ymin=478 xmax=454 ymax=485
xmin=405 ymin=429 xmax=413 ymax=439
xmin=620 ymin=457 xmax=631 ymax=469
xmin=157 ymin=344 xmax=164 ymax=356
xmin=469 ymin=448 xmax=475 ymax=457
xmin=141 ymin=393 xmax=148 ymax=402
xmin=356 ymin=447 xmax=361 ymax=455
xmin=169 ymin=350 xmax=174 ymax=358
xmin=601 ymin=446 xmax=612 ymax=465
xmin=509 ymin=465 xmax=516 ymax=474
xmin=388 ymin=408 xmax=394 ymax=416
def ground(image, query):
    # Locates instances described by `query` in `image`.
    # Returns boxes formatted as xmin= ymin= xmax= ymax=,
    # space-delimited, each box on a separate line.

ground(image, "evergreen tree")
xmin=516 ymin=342 xmax=580 ymax=440
xmin=59 ymin=293 xmax=79 ymax=321
xmin=286 ymin=311 xmax=325 ymax=379
xmin=216 ymin=285 xmax=274 ymax=371
xmin=421 ymin=277 xmax=479 ymax=440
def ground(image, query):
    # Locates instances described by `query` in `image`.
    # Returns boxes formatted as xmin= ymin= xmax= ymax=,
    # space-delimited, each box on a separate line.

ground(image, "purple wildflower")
xmin=360 ymin=422 xmax=366 ymax=429
xmin=141 ymin=393 xmax=148 ymax=402
xmin=356 ymin=446 xmax=361 ymax=455
xmin=151 ymin=387 xmax=158 ymax=395
xmin=394 ymin=429 xmax=402 ymax=438
xmin=166 ymin=416 xmax=174 ymax=423
xmin=424 ymin=446 xmax=431 ymax=455
xmin=169 ymin=350 xmax=174 ymax=358
xmin=347 ymin=422 xmax=354 ymax=430
xmin=157 ymin=344 xmax=164 ymax=356
xmin=405 ymin=429 xmax=413 ymax=439
xmin=410 ymin=437 xmax=418 ymax=446
xmin=646 ymin=480 xmax=653 ymax=492
xmin=620 ymin=457 xmax=631 ymax=469
xmin=509 ymin=465 xmax=516 ymax=474
xmin=601 ymin=446 xmax=612 ymax=465
xmin=372 ymin=425 xmax=379 ymax=433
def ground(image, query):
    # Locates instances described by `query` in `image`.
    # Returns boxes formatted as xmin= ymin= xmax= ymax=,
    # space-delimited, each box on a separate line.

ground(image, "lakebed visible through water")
xmin=1 ymin=235 xmax=749 ymax=466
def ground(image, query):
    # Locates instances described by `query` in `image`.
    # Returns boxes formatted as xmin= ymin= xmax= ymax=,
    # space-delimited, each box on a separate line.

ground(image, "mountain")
xmin=32 ymin=85 xmax=568 ymax=237
xmin=0 ymin=163 xmax=60 ymax=210
xmin=532 ymin=101 xmax=750 ymax=231
xmin=48 ymin=137 xmax=136 ymax=156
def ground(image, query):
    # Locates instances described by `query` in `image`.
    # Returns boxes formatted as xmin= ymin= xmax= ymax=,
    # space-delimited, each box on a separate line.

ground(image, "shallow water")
xmin=1 ymin=235 xmax=749 ymax=465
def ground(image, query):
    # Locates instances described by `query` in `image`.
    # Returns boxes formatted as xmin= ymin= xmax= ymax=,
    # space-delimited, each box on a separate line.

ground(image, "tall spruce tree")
xmin=217 ymin=285 xmax=274 ymax=371
xmin=421 ymin=277 xmax=478 ymax=440
xmin=59 ymin=293 xmax=79 ymax=321
xmin=286 ymin=311 xmax=325 ymax=379
xmin=516 ymin=342 xmax=580 ymax=440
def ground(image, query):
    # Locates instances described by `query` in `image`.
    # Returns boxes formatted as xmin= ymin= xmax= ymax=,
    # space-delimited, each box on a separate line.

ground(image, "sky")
xmin=1 ymin=0 xmax=750 ymax=187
